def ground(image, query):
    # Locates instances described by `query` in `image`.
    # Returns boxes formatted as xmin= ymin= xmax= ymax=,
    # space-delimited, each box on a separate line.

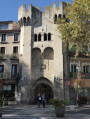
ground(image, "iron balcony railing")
xmin=69 ymin=72 xmax=90 ymax=79
xmin=0 ymin=53 xmax=6 ymax=59
xmin=11 ymin=53 xmax=19 ymax=59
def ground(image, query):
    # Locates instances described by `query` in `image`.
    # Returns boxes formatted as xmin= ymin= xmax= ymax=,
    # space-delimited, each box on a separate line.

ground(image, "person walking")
xmin=37 ymin=93 xmax=41 ymax=108
xmin=42 ymin=93 xmax=46 ymax=108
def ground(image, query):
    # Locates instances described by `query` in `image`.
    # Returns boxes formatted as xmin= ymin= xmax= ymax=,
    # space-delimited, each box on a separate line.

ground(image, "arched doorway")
xmin=34 ymin=83 xmax=53 ymax=103
xmin=33 ymin=77 xmax=53 ymax=103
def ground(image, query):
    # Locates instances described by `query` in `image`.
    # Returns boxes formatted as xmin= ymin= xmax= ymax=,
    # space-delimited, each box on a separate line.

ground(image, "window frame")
xmin=1 ymin=33 xmax=7 ymax=42
xmin=70 ymin=62 xmax=78 ymax=73
xmin=13 ymin=46 xmax=18 ymax=54
xmin=82 ymin=63 xmax=90 ymax=73
xmin=14 ymin=33 xmax=19 ymax=42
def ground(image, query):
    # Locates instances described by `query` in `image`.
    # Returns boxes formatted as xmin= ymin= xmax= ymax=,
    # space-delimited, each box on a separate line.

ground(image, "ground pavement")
xmin=0 ymin=104 xmax=90 ymax=119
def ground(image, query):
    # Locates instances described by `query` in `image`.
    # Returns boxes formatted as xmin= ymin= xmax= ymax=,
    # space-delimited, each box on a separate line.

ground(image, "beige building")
xmin=0 ymin=1 xmax=90 ymax=105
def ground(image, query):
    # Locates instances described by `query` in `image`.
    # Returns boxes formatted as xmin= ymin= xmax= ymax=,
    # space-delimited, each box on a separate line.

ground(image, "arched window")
xmin=27 ymin=16 xmax=30 ymax=23
xmin=44 ymin=47 xmax=54 ymax=60
xmin=44 ymin=33 xmax=47 ymax=41
xmin=58 ymin=14 xmax=61 ymax=19
xmin=48 ymin=33 xmax=51 ymax=41
xmin=23 ymin=17 xmax=26 ymax=25
xmin=32 ymin=48 xmax=41 ymax=66
xmin=63 ymin=15 xmax=66 ymax=19
xmin=54 ymin=14 xmax=57 ymax=23
xmin=38 ymin=34 xmax=41 ymax=41
xmin=34 ymin=34 xmax=37 ymax=42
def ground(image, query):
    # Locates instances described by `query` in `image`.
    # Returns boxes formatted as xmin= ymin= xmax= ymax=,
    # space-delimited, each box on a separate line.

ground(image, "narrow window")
xmin=38 ymin=34 xmax=41 ymax=41
xmin=14 ymin=33 xmax=19 ymax=41
xmin=23 ymin=17 xmax=26 ymax=24
xmin=71 ymin=64 xmax=77 ymax=73
xmin=27 ymin=16 xmax=30 ymax=23
xmin=1 ymin=47 xmax=5 ymax=54
xmin=54 ymin=14 xmax=57 ymax=23
xmin=44 ymin=33 xmax=47 ymax=41
xmin=0 ymin=65 xmax=4 ymax=78
xmin=11 ymin=64 xmax=17 ymax=78
xmin=48 ymin=33 xmax=51 ymax=41
xmin=83 ymin=65 xmax=90 ymax=73
xmin=63 ymin=15 xmax=66 ymax=18
xmin=58 ymin=14 xmax=61 ymax=19
xmin=13 ymin=46 xmax=18 ymax=54
xmin=2 ymin=34 xmax=6 ymax=42
xmin=34 ymin=34 xmax=37 ymax=41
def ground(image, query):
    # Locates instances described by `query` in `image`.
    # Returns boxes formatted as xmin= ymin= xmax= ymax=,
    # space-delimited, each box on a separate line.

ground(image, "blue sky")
xmin=0 ymin=0 xmax=72 ymax=22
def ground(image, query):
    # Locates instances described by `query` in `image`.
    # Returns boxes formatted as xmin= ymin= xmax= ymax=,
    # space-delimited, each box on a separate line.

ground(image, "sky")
xmin=0 ymin=0 xmax=73 ymax=22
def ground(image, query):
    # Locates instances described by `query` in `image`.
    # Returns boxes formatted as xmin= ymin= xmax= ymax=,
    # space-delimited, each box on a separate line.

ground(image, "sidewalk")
xmin=0 ymin=105 xmax=90 ymax=119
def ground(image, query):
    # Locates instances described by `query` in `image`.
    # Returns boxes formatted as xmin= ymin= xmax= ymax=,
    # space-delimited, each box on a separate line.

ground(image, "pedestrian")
xmin=37 ymin=93 xmax=41 ymax=108
xmin=2 ymin=96 xmax=5 ymax=106
xmin=42 ymin=93 xmax=46 ymax=108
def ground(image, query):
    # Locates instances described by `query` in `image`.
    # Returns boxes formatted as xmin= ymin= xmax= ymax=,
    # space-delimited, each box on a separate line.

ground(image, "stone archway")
xmin=32 ymin=77 xmax=53 ymax=103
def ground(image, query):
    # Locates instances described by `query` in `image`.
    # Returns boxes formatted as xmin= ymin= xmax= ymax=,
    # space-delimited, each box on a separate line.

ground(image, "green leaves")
xmin=57 ymin=0 xmax=90 ymax=56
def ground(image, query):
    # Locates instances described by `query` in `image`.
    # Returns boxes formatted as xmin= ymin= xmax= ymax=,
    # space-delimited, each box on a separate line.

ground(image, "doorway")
xmin=34 ymin=83 xmax=53 ymax=103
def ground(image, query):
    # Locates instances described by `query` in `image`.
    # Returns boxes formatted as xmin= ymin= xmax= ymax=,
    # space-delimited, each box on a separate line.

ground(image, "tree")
xmin=57 ymin=0 xmax=90 ymax=56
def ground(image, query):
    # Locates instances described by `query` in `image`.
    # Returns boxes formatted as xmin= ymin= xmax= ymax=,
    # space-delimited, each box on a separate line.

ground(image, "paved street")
xmin=0 ymin=105 xmax=90 ymax=119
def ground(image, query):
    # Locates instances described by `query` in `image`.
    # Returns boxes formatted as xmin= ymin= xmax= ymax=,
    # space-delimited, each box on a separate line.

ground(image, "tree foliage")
xmin=57 ymin=0 xmax=90 ymax=56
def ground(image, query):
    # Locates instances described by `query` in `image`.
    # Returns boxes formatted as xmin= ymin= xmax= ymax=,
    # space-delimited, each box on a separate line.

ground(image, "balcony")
xmin=0 ymin=73 xmax=10 ymax=79
xmin=0 ymin=53 xmax=6 ymax=59
xmin=11 ymin=73 xmax=20 ymax=79
xmin=69 ymin=72 xmax=90 ymax=79
xmin=10 ymin=53 xmax=19 ymax=59
xmin=0 ymin=73 xmax=4 ymax=78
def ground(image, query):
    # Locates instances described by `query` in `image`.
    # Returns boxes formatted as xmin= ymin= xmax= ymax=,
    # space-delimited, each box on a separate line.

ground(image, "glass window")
xmin=0 ymin=25 xmax=8 ymax=30
xmin=1 ymin=47 xmax=5 ymax=54
xmin=2 ymin=34 xmax=6 ymax=42
xmin=11 ymin=64 xmax=17 ymax=77
xmin=0 ymin=65 xmax=4 ymax=78
xmin=14 ymin=33 xmax=19 ymax=41
xmin=0 ymin=65 xmax=4 ymax=73
xmin=71 ymin=64 xmax=78 ymax=72
xmin=13 ymin=46 xmax=18 ymax=53
xmin=83 ymin=65 xmax=90 ymax=73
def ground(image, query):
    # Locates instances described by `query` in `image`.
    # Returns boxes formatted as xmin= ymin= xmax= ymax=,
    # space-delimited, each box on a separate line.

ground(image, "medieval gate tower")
xmin=18 ymin=1 xmax=69 ymax=104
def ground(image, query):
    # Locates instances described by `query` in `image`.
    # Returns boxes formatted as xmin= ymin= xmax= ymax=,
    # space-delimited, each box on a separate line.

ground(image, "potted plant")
xmin=50 ymin=98 xmax=66 ymax=117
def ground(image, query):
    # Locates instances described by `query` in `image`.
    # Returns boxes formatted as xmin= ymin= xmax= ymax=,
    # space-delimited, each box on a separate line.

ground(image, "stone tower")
xmin=18 ymin=2 xmax=69 ymax=104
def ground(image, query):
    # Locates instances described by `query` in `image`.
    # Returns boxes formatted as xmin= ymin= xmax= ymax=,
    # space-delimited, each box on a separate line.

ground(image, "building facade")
xmin=0 ymin=1 xmax=90 ymax=105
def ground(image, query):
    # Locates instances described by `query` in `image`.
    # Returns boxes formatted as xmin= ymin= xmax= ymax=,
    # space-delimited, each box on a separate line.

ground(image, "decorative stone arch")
xmin=32 ymin=77 xmax=53 ymax=89
xmin=32 ymin=48 xmax=42 ymax=66
xmin=44 ymin=47 xmax=54 ymax=60
xmin=32 ymin=77 xmax=53 ymax=103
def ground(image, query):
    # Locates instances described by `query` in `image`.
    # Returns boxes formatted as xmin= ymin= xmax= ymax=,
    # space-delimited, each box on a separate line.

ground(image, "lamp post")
xmin=75 ymin=62 xmax=81 ymax=101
